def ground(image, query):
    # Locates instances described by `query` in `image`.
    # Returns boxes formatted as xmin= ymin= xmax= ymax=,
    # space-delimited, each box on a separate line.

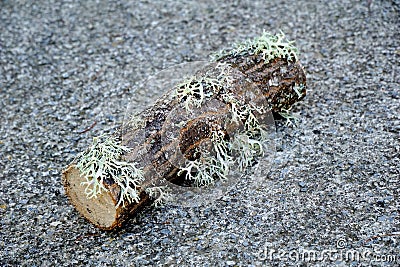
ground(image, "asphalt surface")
xmin=0 ymin=0 xmax=399 ymax=266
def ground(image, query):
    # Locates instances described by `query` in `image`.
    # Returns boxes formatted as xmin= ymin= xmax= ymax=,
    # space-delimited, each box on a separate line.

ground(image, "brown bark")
xmin=63 ymin=54 xmax=307 ymax=230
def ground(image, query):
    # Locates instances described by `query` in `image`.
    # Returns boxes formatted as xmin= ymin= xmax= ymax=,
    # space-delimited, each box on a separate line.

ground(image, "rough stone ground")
xmin=0 ymin=0 xmax=399 ymax=266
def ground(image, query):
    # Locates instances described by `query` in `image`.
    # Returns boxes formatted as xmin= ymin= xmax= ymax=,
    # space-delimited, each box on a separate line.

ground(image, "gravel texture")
xmin=1 ymin=0 xmax=399 ymax=266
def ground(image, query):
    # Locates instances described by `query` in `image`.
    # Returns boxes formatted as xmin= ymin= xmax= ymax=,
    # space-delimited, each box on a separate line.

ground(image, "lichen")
xmin=178 ymin=129 xmax=233 ymax=187
xmin=229 ymin=104 xmax=268 ymax=171
xmin=174 ymin=62 xmax=234 ymax=112
xmin=177 ymin=109 xmax=268 ymax=186
xmin=76 ymin=135 xmax=145 ymax=207
xmin=278 ymin=108 xmax=300 ymax=127
xmin=212 ymin=30 xmax=298 ymax=64
xmin=145 ymin=185 xmax=172 ymax=207
xmin=293 ymin=83 xmax=305 ymax=99
xmin=176 ymin=89 xmax=269 ymax=186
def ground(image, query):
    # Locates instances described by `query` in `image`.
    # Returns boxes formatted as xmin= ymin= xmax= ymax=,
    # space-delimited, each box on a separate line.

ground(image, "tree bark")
xmin=63 ymin=53 xmax=307 ymax=230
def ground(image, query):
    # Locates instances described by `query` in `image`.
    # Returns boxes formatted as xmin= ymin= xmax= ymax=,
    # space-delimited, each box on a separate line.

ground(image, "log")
xmin=62 ymin=32 xmax=307 ymax=230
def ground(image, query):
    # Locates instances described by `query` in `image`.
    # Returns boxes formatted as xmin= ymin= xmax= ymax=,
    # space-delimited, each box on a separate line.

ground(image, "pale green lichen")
xmin=76 ymin=135 xmax=145 ymax=207
xmin=278 ymin=108 xmax=299 ymax=127
xmin=173 ymin=59 xmax=271 ymax=187
xmin=228 ymin=101 xmax=268 ymax=171
xmin=231 ymin=133 xmax=264 ymax=171
xmin=175 ymin=75 xmax=210 ymax=111
xmin=177 ymin=94 xmax=269 ymax=186
xmin=125 ymin=114 xmax=146 ymax=131
xmin=178 ymin=129 xmax=233 ymax=187
xmin=177 ymin=116 xmax=268 ymax=186
xmin=212 ymin=30 xmax=298 ymax=63
xmin=145 ymin=185 xmax=172 ymax=207
xmin=293 ymin=83 xmax=305 ymax=99
xmin=174 ymin=62 xmax=234 ymax=112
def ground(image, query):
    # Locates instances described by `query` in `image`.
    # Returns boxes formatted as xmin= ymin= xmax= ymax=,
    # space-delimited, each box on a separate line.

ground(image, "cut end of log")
xmin=62 ymin=165 xmax=119 ymax=230
xmin=62 ymin=164 xmax=151 ymax=230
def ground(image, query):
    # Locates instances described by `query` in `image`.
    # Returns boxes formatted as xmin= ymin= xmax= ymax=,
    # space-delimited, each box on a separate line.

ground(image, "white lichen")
xmin=175 ymin=75 xmax=208 ymax=111
xmin=231 ymin=133 xmax=264 ymax=171
xmin=278 ymin=108 xmax=299 ymax=127
xmin=145 ymin=185 xmax=172 ymax=207
xmin=228 ymin=100 xmax=268 ymax=171
xmin=125 ymin=114 xmax=146 ymax=130
xmin=76 ymin=135 xmax=145 ymax=207
xmin=293 ymin=83 xmax=305 ymax=99
xmin=212 ymin=30 xmax=298 ymax=63
xmin=177 ymin=97 xmax=269 ymax=186
xmin=178 ymin=130 xmax=233 ymax=187
xmin=174 ymin=62 xmax=234 ymax=112
xmin=173 ymin=59 xmax=271 ymax=187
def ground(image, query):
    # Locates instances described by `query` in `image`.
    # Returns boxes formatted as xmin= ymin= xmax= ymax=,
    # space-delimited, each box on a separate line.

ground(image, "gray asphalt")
xmin=1 ymin=0 xmax=399 ymax=266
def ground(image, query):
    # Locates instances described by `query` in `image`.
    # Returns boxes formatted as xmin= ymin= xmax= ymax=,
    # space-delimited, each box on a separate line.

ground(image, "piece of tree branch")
xmin=63 ymin=32 xmax=307 ymax=230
